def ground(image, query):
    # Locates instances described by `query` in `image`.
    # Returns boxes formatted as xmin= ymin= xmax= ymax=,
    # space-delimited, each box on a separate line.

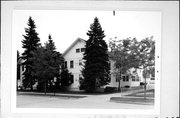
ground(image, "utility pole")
xmin=113 ymin=10 xmax=115 ymax=16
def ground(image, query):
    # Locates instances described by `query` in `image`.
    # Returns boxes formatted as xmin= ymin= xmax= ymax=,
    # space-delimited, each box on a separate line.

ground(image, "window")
xmin=71 ymin=75 xmax=74 ymax=83
xmin=81 ymin=48 xmax=85 ymax=52
xmin=70 ymin=60 xmax=74 ymax=68
xmin=22 ymin=65 xmax=25 ymax=71
xmin=79 ymin=59 xmax=82 ymax=65
xmin=123 ymin=76 xmax=129 ymax=81
xmin=122 ymin=76 xmax=126 ymax=81
xmin=79 ymin=74 xmax=83 ymax=80
xmin=150 ymin=77 xmax=155 ymax=80
xmin=126 ymin=76 xmax=129 ymax=81
xmin=76 ymin=48 xmax=80 ymax=53
xmin=132 ymin=76 xmax=136 ymax=81
xmin=136 ymin=76 xmax=140 ymax=81
xmin=64 ymin=61 xmax=67 ymax=68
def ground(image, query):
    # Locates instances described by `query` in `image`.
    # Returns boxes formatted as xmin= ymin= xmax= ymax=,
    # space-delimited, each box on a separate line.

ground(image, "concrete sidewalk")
xmin=17 ymin=91 xmax=89 ymax=98
xmin=17 ymin=86 xmax=147 ymax=98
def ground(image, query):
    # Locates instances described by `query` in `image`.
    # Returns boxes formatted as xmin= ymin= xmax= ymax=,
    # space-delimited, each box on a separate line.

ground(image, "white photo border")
xmin=11 ymin=5 xmax=161 ymax=115
xmin=1 ymin=1 xmax=179 ymax=118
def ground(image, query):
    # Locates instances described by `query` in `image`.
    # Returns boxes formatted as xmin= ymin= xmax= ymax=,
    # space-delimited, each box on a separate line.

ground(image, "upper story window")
xmin=70 ymin=60 xmax=74 ymax=68
xmin=76 ymin=48 xmax=80 ymax=53
xmin=81 ymin=48 xmax=85 ymax=52
xmin=76 ymin=48 xmax=85 ymax=53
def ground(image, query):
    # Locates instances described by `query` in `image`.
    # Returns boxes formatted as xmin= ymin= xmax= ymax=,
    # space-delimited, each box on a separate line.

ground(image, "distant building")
xmin=19 ymin=38 xmax=153 ymax=91
xmin=17 ymin=58 xmax=25 ymax=90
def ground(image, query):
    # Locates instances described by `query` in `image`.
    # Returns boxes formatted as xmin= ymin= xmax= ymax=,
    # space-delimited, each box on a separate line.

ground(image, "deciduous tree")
xmin=139 ymin=36 xmax=155 ymax=98
xmin=31 ymin=35 xmax=64 ymax=93
xmin=109 ymin=37 xmax=140 ymax=92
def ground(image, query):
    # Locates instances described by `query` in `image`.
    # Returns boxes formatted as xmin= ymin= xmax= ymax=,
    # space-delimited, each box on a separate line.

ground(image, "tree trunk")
xmin=30 ymin=76 xmax=33 ymax=91
xmin=144 ymin=68 xmax=147 ymax=99
xmin=118 ymin=79 xmax=121 ymax=92
xmin=118 ymin=72 xmax=121 ymax=92
xmin=44 ymin=80 xmax=47 ymax=95
xmin=94 ymin=78 xmax=96 ymax=93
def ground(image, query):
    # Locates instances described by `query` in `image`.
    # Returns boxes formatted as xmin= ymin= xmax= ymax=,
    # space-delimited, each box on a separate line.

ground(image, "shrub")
xmin=104 ymin=86 xmax=117 ymax=92
xmin=140 ymin=82 xmax=148 ymax=86
xmin=140 ymin=82 xmax=145 ymax=86
xmin=124 ymin=85 xmax=130 ymax=88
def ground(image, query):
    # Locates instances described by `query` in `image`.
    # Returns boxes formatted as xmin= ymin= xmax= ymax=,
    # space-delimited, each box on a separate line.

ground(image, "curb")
xmin=109 ymin=97 xmax=154 ymax=105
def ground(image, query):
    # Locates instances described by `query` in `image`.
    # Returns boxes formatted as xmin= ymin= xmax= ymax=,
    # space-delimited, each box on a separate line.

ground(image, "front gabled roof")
xmin=62 ymin=37 xmax=86 ymax=57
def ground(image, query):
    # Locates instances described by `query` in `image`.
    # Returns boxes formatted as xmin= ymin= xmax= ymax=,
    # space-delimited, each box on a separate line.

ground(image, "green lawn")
xmin=126 ymin=89 xmax=154 ymax=98
xmin=110 ymin=89 xmax=154 ymax=105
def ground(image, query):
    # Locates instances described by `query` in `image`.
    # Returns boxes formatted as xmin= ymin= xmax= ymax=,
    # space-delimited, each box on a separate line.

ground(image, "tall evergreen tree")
xmin=45 ymin=34 xmax=56 ymax=51
xmin=81 ymin=17 xmax=110 ymax=92
xmin=21 ymin=16 xmax=40 ymax=90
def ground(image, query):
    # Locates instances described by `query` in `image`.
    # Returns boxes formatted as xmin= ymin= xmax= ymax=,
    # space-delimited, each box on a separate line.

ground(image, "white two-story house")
xmin=61 ymin=38 xmax=144 ymax=91
xmin=62 ymin=38 xmax=86 ymax=91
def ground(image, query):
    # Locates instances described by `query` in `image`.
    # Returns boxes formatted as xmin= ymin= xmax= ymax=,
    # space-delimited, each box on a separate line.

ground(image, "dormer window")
xmin=76 ymin=48 xmax=80 ymax=53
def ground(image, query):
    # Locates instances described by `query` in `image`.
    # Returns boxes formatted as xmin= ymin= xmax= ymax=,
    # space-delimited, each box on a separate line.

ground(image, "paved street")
xmin=17 ymin=89 xmax=154 ymax=109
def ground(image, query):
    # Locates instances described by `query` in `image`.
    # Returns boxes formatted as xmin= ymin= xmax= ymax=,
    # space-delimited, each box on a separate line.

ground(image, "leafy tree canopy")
xmin=30 ymin=35 xmax=64 ymax=91
xmin=109 ymin=36 xmax=155 ymax=91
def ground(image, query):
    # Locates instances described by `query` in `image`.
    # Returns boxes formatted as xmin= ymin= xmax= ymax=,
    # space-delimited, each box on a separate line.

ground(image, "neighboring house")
xmin=18 ymin=58 xmax=38 ymax=90
xmin=19 ymin=37 xmax=152 ymax=91
xmin=17 ymin=58 xmax=25 ymax=89
xmin=109 ymin=60 xmax=143 ymax=88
